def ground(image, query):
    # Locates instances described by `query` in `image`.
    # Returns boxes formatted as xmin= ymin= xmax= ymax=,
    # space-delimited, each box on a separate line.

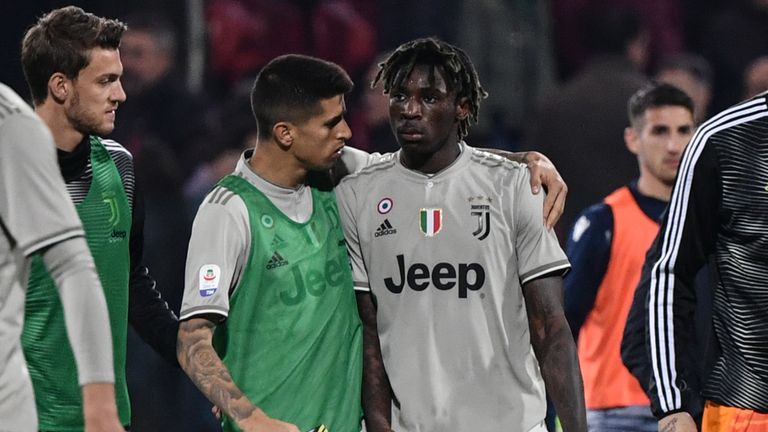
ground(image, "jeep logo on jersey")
xmin=280 ymin=252 xmax=348 ymax=305
xmin=420 ymin=208 xmax=442 ymax=237
xmin=108 ymin=229 xmax=127 ymax=243
xmin=384 ymin=254 xmax=485 ymax=298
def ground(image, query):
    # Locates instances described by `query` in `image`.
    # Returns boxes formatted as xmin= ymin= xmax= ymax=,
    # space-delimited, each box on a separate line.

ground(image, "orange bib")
xmin=578 ymin=186 xmax=658 ymax=409
xmin=703 ymin=401 xmax=768 ymax=432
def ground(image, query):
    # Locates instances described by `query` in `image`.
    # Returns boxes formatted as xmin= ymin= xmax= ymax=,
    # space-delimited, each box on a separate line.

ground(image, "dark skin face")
xmin=388 ymin=63 xmax=469 ymax=174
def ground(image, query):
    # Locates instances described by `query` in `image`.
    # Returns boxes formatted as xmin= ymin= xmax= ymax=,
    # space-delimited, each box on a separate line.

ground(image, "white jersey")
xmin=0 ymin=83 xmax=85 ymax=431
xmin=336 ymin=143 xmax=569 ymax=432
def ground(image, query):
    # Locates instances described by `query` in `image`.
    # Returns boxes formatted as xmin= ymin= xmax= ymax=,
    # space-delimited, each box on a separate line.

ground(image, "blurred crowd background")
xmin=1 ymin=0 xmax=767 ymax=430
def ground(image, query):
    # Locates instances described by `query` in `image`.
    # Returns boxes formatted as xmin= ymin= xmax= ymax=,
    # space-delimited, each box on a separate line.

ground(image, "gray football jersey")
xmin=336 ymin=143 xmax=569 ymax=432
xmin=0 ymin=83 xmax=85 ymax=431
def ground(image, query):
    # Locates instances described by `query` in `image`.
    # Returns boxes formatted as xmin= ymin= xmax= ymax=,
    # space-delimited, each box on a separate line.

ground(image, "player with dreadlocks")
xmin=336 ymin=37 xmax=587 ymax=432
xmin=373 ymin=37 xmax=487 ymax=140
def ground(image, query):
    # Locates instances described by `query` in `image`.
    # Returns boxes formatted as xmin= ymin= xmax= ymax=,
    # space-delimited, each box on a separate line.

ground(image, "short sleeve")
xmin=512 ymin=168 xmax=570 ymax=284
xmin=335 ymin=180 xmax=369 ymax=291
xmin=0 ymin=108 xmax=84 ymax=256
xmin=179 ymin=192 xmax=250 ymax=320
xmin=340 ymin=146 xmax=384 ymax=174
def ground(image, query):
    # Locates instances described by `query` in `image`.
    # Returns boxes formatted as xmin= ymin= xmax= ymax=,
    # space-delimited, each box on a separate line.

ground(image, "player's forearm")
xmin=483 ymin=149 xmax=534 ymax=164
xmin=356 ymin=293 xmax=393 ymax=432
xmin=81 ymin=382 xmax=119 ymax=427
xmin=177 ymin=319 xmax=261 ymax=424
xmin=537 ymin=323 xmax=586 ymax=432
xmin=128 ymin=265 xmax=180 ymax=366
xmin=362 ymin=329 xmax=392 ymax=431
xmin=43 ymin=237 xmax=115 ymax=385
xmin=524 ymin=278 xmax=586 ymax=432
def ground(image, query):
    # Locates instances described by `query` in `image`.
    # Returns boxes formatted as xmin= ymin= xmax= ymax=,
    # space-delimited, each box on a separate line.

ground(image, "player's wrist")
xmin=365 ymin=414 xmax=393 ymax=432
xmin=81 ymin=382 xmax=118 ymax=419
xmin=235 ymin=406 xmax=268 ymax=427
xmin=658 ymin=411 xmax=697 ymax=432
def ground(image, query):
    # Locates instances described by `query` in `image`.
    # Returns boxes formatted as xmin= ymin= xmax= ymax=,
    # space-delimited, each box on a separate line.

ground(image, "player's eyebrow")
xmin=324 ymin=112 xmax=345 ymax=128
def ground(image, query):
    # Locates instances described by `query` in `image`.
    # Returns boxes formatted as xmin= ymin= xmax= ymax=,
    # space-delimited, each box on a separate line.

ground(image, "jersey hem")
xmin=520 ymin=261 xmax=571 ymax=285
xmin=77 ymin=372 xmax=116 ymax=386
xmin=179 ymin=307 xmax=228 ymax=321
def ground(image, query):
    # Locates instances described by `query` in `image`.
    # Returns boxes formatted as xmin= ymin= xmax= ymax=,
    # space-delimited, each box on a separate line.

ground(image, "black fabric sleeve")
xmin=621 ymin=259 xmax=655 ymax=394
xmin=640 ymin=140 xmax=720 ymax=419
xmin=564 ymin=203 xmax=613 ymax=341
xmin=127 ymin=185 xmax=180 ymax=367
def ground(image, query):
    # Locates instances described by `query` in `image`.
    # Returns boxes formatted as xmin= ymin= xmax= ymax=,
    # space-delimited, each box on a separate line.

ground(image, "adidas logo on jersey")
xmin=375 ymin=219 xmax=397 ymax=237
xmin=266 ymin=251 xmax=289 ymax=269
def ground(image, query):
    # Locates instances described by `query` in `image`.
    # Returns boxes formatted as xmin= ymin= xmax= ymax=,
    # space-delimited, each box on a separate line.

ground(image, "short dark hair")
xmin=250 ymin=54 xmax=353 ymax=139
xmin=373 ymin=37 xmax=488 ymax=140
xmin=627 ymin=82 xmax=695 ymax=128
xmin=21 ymin=6 xmax=127 ymax=105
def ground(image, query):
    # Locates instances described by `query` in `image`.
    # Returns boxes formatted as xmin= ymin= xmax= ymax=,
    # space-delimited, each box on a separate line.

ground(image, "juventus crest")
xmin=469 ymin=195 xmax=492 ymax=240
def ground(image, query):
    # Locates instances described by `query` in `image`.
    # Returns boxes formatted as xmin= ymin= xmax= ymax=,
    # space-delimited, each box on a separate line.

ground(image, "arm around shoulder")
xmin=484 ymin=149 xmax=567 ymax=228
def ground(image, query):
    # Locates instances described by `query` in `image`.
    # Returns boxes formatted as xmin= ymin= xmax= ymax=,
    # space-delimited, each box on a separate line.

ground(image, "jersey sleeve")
xmin=642 ymin=130 xmax=719 ymax=419
xmin=564 ymin=203 xmax=613 ymax=340
xmin=179 ymin=191 xmax=250 ymax=321
xmin=335 ymin=180 xmax=369 ymax=292
xmin=512 ymin=167 xmax=570 ymax=284
xmin=340 ymin=146 xmax=384 ymax=174
xmin=0 ymin=106 xmax=84 ymax=255
xmin=42 ymin=237 xmax=115 ymax=385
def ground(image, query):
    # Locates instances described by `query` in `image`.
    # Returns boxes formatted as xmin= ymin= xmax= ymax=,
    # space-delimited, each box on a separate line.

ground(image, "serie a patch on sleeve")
xmin=199 ymin=264 xmax=221 ymax=297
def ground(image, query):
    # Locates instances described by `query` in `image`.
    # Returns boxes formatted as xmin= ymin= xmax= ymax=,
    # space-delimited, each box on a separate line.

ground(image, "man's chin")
xmin=309 ymin=161 xmax=336 ymax=172
xmin=75 ymin=124 xmax=114 ymax=138
xmin=92 ymin=125 xmax=116 ymax=137
xmin=662 ymin=178 xmax=677 ymax=187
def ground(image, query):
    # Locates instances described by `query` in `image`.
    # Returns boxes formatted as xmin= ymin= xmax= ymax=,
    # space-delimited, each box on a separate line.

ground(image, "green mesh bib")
xmin=23 ymin=136 xmax=132 ymax=430
xmin=214 ymin=175 xmax=362 ymax=432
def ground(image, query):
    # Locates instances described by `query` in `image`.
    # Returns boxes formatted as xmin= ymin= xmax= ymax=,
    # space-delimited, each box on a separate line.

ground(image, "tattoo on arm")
xmin=177 ymin=318 xmax=258 ymax=422
xmin=660 ymin=419 xmax=678 ymax=432
xmin=524 ymin=277 xmax=587 ymax=432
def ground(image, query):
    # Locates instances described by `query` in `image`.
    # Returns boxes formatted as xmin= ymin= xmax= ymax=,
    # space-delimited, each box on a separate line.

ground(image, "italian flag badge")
xmin=419 ymin=208 xmax=443 ymax=237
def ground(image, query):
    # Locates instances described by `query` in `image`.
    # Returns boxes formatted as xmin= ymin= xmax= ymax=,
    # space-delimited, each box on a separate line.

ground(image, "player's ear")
xmin=624 ymin=126 xmax=639 ymax=155
xmin=48 ymin=72 xmax=69 ymax=104
xmin=273 ymin=122 xmax=293 ymax=148
xmin=456 ymin=97 xmax=470 ymax=121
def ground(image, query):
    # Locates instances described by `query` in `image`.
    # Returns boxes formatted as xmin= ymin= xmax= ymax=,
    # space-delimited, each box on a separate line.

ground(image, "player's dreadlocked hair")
xmin=373 ymin=37 xmax=488 ymax=140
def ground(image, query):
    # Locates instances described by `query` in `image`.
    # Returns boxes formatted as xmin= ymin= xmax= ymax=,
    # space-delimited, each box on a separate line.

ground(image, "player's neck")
xmin=637 ymin=174 xmax=672 ymax=202
xmin=35 ymin=102 xmax=85 ymax=152
xmin=248 ymin=143 xmax=306 ymax=189
xmin=400 ymin=138 xmax=461 ymax=174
